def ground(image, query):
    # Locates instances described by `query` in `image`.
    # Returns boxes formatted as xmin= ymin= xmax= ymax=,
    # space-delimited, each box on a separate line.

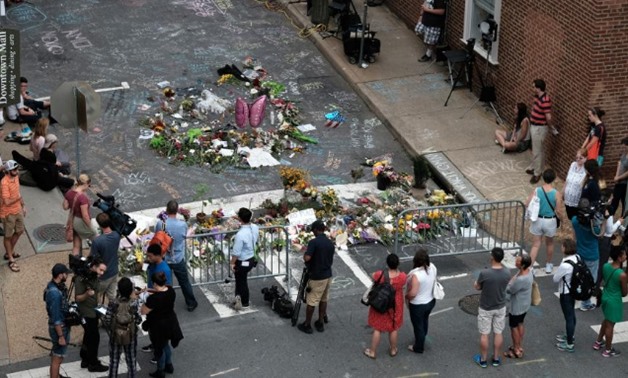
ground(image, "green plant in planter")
xmin=413 ymin=155 xmax=431 ymax=189
xmin=193 ymin=183 xmax=211 ymax=220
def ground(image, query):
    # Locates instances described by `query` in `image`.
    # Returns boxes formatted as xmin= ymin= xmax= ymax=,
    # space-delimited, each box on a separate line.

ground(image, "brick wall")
xmin=387 ymin=0 xmax=628 ymax=181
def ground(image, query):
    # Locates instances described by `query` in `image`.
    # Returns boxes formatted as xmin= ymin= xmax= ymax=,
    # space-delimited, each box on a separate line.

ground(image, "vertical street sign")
xmin=0 ymin=29 xmax=20 ymax=106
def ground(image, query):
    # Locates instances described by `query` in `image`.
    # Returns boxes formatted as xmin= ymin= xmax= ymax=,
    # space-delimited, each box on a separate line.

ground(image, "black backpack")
xmin=367 ymin=270 xmax=396 ymax=314
xmin=564 ymin=256 xmax=596 ymax=301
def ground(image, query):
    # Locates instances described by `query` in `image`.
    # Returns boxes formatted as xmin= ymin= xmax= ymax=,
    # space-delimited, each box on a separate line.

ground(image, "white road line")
xmin=210 ymin=367 xmax=240 ymax=376
xmin=430 ymin=307 xmax=453 ymax=317
xmin=7 ymin=356 xmax=138 ymax=378
xmin=36 ymin=82 xmax=130 ymax=101
xmin=439 ymin=273 xmax=468 ymax=281
xmin=336 ymin=249 xmax=373 ymax=288
xmin=199 ymin=286 xmax=257 ymax=318
xmin=514 ymin=358 xmax=546 ymax=365
xmin=591 ymin=321 xmax=628 ymax=344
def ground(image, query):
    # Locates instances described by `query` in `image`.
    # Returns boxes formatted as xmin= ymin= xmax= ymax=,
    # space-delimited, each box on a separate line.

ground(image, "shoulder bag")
xmin=531 ymin=280 xmax=542 ymax=306
xmin=65 ymin=192 xmax=78 ymax=243
xmin=541 ymin=188 xmax=561 ymax=228
xmin=432 ymin=266 xmax=445 ymax=300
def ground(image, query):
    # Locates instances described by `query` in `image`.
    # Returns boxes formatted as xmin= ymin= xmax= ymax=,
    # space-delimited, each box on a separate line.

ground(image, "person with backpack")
xmin=405 ymin=248 xmax=437 ymax=354
xmin=572 ymin=197 xmax=606 ymax=311
xmin=553 ymin=239 xmax=579 ymax=352
xmin=473 ymin=248 xmax=511 ymax=368
xmin=103 ymin=277 xmax=141 ymax=377
xmin=363 ymin=254 xmax=406 ymax=359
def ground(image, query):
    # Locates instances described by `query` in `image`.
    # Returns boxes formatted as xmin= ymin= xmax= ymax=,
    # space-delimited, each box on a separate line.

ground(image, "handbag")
xmin=65 ymin=193 xmax=79 ymax=243
xmin=526 ymin=188 xmax=540 ymax=221
xmin=540 ymin=188 xmax=561 ymax=228
xmin=531 ymin=280 xmax=542 ymax=306
xmin=433 ymin=280 xmax=445 ymax=300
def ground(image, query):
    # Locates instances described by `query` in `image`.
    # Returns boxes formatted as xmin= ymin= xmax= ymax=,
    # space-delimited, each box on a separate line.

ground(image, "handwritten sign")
xmin=286 ymin=208 xmax=317 ymax=226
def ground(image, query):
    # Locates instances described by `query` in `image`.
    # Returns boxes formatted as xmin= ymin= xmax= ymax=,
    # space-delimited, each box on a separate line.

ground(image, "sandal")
xmin=503 ymin=347 xmax=523 ymax=359
xmin=363 ymin=348 xmax=376 ymax=359
xmin=8 ymin=261 xmax=20 ymax=272
xmin=389 ymin=347 xmax=398 ymax=357
xmin=4 ymin=253 xmax=20 ymax=259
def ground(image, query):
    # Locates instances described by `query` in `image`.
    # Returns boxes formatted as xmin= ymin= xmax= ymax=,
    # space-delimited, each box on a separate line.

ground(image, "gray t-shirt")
xmin=506 ymin=272 xmax=533 ymax=316
xmin=90 ymin=231 xmax=121 ymax=280
xmin=477 ymin=267 xmax=511 ymax=311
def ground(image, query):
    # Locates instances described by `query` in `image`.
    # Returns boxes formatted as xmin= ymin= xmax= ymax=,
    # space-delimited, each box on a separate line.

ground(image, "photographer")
xmin=44 ymin=263 xmax=71 ymax=378
xmin=90 ymin=213 xmax=122 ymax=303
xmin=571 ymin=198 xmax=607 ymax=311
xmin=74 ymin=256 xmax=108 ymax=372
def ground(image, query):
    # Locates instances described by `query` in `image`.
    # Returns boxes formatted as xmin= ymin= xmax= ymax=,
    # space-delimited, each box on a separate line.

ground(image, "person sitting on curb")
xmin=495 ymin=103 xmax=531 ymax=153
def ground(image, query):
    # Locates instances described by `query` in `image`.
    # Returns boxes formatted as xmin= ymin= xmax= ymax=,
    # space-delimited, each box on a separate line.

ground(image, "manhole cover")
xmin=32 ymin=224 xmax=68 ymax=245
xmin=459 ymin=294 xmax=481 ymax=316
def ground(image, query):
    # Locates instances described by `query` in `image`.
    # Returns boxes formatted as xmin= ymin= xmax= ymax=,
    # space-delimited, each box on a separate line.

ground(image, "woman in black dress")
xmin=141 ymin=272 xmax=183 ymax=378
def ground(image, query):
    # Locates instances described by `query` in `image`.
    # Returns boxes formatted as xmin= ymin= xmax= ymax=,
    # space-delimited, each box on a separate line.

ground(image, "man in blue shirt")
xmin=156 ymin=200 xmax=198 ymax=312
xmin=45 ymin=263 xmax=71 ymax=378
xmin=571 ymin=198 xmax=606 ymax=311
xmin=230 ymin=208 xmax=259 ymax=309
xmin=90 ymin=212 xmax=122 ymax=302
xmin=146 ymin=244 xmax=172 ymax=289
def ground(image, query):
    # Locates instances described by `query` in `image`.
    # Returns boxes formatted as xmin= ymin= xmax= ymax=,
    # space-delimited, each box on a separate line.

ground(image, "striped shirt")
xmin=0 ymin=175 xmax=22 ymax=217
xmin=530 ymin=92 xmax=552 ymax=125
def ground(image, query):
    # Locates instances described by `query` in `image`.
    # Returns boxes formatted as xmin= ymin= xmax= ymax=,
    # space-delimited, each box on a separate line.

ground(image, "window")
xmin=463 ymin=0 xmax=502 ymax=64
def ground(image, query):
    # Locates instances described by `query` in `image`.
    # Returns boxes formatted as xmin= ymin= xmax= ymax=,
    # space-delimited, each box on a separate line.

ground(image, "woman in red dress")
xmin=363 ymin=254 xmax=407 ymax=359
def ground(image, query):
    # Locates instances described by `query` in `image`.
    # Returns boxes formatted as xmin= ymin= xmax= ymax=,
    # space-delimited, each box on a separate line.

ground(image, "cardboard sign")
xmin=286 ymin=208 xmax=317 ymax=226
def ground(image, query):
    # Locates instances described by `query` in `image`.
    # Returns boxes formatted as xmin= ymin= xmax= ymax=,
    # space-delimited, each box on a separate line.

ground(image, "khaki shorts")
xmin=3 ymin=213 xmax=25 ymax=238
xmin=98 ymin=275 xmax=118 ymax=303
xmin=306 ymin=278 xmax=332 ymax=306
xmin=73 ymin=217 xmax=96 ymax=240
xmin=477 ymin=307 xmax=506 ymax=335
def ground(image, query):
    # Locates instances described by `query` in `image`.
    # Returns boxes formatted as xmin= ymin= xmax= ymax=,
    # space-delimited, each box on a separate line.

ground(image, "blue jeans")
xmin=169 ymin=261 xmax=197 ymax=308
xmin=559 ymin=293 xmax=576 ymax=344
xmin=157 ymin=343 xmax=171 ymax=370
xmin=408 ymin=299 xmax=436 ymax=353
xmin=580 ymin=259 xmax=599 ymax=307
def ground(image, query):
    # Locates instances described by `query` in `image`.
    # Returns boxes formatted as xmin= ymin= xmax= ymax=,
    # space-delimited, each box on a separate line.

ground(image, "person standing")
xmin=526 ymin=79 xmax=553 ymax=184
xmin=229 ymin=207 xmax=259 ymax=310
xmin=298 ymin=220 xmax=334 ymax=334
xmin=563 ymin=148 xmax=588 ymax=220
xmin=103 ymin=277 xmax=141 ymax=377
xmin=593 ymin=246 xmax=628 ymax=357
xmin=582 ymin=107 xmax=607 ymax=166
xmin=75 ymin=256 xmax=108 ymax=372
xmin=473 ymin=247 xmax=511 ymax=368
xmin=581 ymin=159 xmax=602 ymax=204
xmin=553 ymin=239 xmax=578 ymax=352
xmin=1 ymin=160 xmax=26 ymax=273
xmin=363 ymin=254 xmax=406 ymax=359
xmin=90 ymin=212 xmax=122 ymax=303
xmin=141 ymin=245 xmax=173 ymax=357
xmin=63 ymin=174 xmax=96 ymax=256
xmin=526 ymin=169 xmax=562 ymax=273
xmin=45 ymin=263 xmax=72 ymax=378
xmin=596 ymin=198 xmax=623 ymax=307
xmin=156 ymin=200 xmax=198 ymax=312
xmin=414 ymin=0 xmax=446 ymax=62
xmin=503 ymin=253 xmax=533 ymax=359
xmin=405 ymin=248 xmax=437 ymax=354
xmin=141 ymin=272 xmax=184 ymax=378
xmin=572 ymin=198 xmax=604 ymax=311
xmin=610 ymin=137 xmax=628 ymax=216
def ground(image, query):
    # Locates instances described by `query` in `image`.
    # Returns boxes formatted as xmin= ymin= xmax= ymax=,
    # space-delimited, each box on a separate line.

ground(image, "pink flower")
xmin=415 ymin=222 xmax=431 ymax=230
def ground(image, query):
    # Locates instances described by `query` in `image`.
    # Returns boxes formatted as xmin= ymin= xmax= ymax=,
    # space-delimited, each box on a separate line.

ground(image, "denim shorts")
xmin=48 ymin=325 xmax=70 ymax=357
xmin=529 ymin=217 xmax=557 ymax=237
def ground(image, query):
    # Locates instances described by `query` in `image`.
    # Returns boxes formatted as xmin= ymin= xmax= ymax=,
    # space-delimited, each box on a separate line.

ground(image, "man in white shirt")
xmin=553 ymin=239 xmax=578 ymax=352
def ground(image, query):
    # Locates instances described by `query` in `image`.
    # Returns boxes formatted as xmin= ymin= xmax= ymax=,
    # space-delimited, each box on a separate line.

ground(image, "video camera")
xmin=576 ymin=200 xmax=609 ymax=226
xmin=68 ymin=254 xmax=97 ymax=281
xmin=93 ymin=193 xmax=137 ymax=237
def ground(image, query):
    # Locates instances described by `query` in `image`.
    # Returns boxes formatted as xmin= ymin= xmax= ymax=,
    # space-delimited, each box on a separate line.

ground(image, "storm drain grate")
xmin=459 ymin=294 xmax=481 ymax=316
xmin=32 ymin=224 xmax=68 ymax=245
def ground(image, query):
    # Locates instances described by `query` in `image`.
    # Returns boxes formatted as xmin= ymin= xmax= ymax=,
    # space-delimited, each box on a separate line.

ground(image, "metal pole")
xmin=357 ymin=0 xmax=368 ymax=68
xmin=74 ymin=87 xmax=80 ymax=175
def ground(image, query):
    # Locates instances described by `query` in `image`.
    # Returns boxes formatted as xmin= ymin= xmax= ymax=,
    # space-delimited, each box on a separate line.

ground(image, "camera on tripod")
xmin=68 ymin=254 xmax=97 ymax=280
xmin=93 ymin=193 xmax=137 ymax=237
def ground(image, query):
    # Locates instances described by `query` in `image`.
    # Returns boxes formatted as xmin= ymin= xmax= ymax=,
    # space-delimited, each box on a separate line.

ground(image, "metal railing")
xmin=393 ymin=200 xmax=526 ymax=260
xmin=184 ymin=225 xmax=291 ymax=294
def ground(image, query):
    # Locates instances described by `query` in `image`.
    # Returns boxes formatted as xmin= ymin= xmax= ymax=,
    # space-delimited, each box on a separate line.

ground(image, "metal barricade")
xmin=393 ymin=200 xmax=525 ymax=260
xmin=184 ymin=225 xmax=291 ymax=294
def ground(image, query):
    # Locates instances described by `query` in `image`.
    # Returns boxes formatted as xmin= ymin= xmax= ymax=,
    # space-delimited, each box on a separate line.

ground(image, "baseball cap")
xmin=4 ymin=160 xmax=18 ymax=171
xmin=44 ymin=134 xmax=58 ymax=148
xmin=52 ymin=263 xmax=71 ymax=277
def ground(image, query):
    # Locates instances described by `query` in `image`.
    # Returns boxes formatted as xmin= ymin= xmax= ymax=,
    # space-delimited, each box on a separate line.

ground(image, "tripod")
xmin=443 ymin=43 xmax=475 ymax=107
xmin=460 ymin=41 xmax=503 ymax=124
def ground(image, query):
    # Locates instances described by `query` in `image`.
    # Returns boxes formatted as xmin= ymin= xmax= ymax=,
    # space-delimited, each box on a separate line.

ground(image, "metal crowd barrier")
xmin=393 ymin=200 xmax=526 ymax=260
xmin=184 ymin=225 xmax=291 ymax=295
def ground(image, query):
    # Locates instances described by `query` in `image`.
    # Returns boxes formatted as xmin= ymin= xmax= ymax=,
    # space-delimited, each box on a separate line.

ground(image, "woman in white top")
xmin=29 ymin=117 xmax=48 ymax=161
xmin=405 ymin=248 xmax=437 ymax=353
xmin=562 ymin=148 xmax=588 ymax=220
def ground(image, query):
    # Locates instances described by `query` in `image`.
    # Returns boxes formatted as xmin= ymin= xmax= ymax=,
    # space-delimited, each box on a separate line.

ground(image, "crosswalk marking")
xmin=7 ymin=357 xmax=139 ymax=378
xmin=591 ymin=321 xmax=628 ymax=344
xmin=199 ymin=286 xmax=257 ymax=318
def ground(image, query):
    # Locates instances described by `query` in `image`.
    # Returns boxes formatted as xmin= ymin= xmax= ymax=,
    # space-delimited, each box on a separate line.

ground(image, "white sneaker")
xmin=545 ymin=263 xmax=553 ymax=274
xmin=233 ymin=295 xmax=242 ymax=311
